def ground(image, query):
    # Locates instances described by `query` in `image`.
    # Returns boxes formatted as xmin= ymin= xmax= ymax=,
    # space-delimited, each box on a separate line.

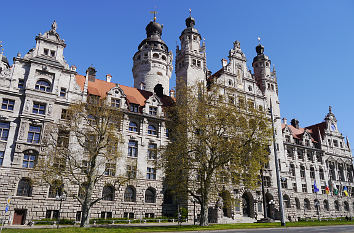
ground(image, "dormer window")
xmin=149 ymin=107 xmax=157 ymax=116
xmin=130 ymin=104 xmax=139 ymax=113
xmin=35 ymin=80 xmax=51 ymax=92
xmin=44 ymin=49 xmax=49 ymax=56
xmin=111 ymin=98 xmax=120 ymax=108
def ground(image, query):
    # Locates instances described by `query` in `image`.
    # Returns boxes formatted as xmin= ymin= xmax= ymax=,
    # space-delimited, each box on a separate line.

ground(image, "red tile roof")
xmin=282 ymin=121 xmax=327 ymax=143
xmin=75 ymin=74 xmax=174 ymax=107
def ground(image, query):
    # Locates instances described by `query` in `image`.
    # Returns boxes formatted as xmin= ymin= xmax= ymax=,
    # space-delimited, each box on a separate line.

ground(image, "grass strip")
xmin=3 ymin=220 xmax=354 ymax=233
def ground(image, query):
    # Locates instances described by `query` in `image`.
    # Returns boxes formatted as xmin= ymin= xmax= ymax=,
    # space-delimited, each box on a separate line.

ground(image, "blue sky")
xmin=2 ymin=0 xmax=354 ymax=143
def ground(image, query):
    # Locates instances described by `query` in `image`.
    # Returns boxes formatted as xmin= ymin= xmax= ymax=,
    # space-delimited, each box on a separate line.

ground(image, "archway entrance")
xmin=220 ymin=190 xmax=232 ymax=218
xmin=242 ymin=192 xmax=254 ymax=218
xmin=265 ymin=192 xmax=274 ymax=219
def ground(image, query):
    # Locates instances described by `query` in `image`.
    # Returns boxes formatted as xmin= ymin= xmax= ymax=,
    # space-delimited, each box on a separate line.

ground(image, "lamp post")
xmin=314 ymin=199 xmax=320 ymax=221
xmin=55 ymin=192 xmax=66 ymax=229
xmin=269 ymin=100 xmax=286 ymax=226
xmin=190 ymin=198 xmax=197 ymax=225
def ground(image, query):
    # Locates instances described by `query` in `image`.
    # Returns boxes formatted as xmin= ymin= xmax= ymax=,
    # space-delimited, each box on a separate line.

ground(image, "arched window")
xmin=153 ymin=53 xmax=159 ymax=58
xmin=283 ymin=194 xmax=291 ymax=208
xmin=129 ymin=122 xmax=138 ymax=132
xmin=344 ymin=201 xmax=350 ymax=212
xmin=48 ymin=180 xmax=64 ymax=198
xmin=304 ymin=198 xmax=310 ymax=210
xmin=35 ymin=80 xmax=51 ymax=92
xmin=334 ymin=200 xmax=340 ymax=211
xmin=324 ymin=200 xmax=329 ymax=211
xmin=22 ymin=150 xmax=38 ymax=168
xmin=145 ymin=187 xmax=156 ymax=203
xmin=17 ymin=178 xmax=32 ymax=197
xmin=161 ymin=55 xmax=166 ymax=61
xmin=124 ymin=186 xmax=136 ymax=202
xmin=102 ymin=185 xmax=115 ymax=201
xmin=148 ymin=125 xmax=157 ymax=136
xmin=295 ymin=197 xmax=301 ymax=210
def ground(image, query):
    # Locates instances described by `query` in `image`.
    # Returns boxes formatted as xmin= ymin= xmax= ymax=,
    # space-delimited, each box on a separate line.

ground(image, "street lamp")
xmin=268 ymin=200 xmax=275 ymax=219
xmin=190 ymin=198 xmax=197 ymax=225
xmin=55 ymin=192 xmax=67 ymax=229
xmin=314 ymin=199 xmax=320 ymax=221
xmin=269 ymin=100 xmax=286 ymax=227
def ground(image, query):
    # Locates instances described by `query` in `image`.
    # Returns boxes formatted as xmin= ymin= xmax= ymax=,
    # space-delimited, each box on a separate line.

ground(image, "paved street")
xmin=169 ymin=225 xmax=354 ymax=233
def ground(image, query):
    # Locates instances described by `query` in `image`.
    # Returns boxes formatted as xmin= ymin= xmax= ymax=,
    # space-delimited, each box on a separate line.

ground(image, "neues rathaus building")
xmin=0 ymin=14 xmax=352 ymax=225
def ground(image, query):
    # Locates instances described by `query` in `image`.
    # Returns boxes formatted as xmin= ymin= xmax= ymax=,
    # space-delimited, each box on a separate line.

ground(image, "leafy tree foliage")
xmin=37 ymin=99 xmax=125 ymax=227
xmin=160 ymin=82 xmax=272 ymax=226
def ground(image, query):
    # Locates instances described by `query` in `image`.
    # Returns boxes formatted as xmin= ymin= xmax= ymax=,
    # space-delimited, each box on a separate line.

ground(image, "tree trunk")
xmin=199 ymin=195 xmax=209 ymax=226
xmin=80 ymin=201 xmax=91 ymax=227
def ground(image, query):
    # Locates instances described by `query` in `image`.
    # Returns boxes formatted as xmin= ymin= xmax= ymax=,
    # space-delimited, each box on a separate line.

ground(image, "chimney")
xmin=282 ymin=118 xmax=287 ymax=125
xmin=106 ymin=74 xmax=112 ymax=82
xmin=290 ymin=119 xmax=299 ymax=129
xmin=169 ymin=89 xmax=175 ymax=98
xmin=86 ymin=66 xmax=96 ymax=82
xmin=221 ymin=58 xmax=228 ymax=67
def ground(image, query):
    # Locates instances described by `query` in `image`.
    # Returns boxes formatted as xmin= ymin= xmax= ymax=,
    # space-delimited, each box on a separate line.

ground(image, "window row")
xmin=16 ymin=178 xmax=158 ymax=204
xmin=292 ymin=197 xmax=352 ymax=212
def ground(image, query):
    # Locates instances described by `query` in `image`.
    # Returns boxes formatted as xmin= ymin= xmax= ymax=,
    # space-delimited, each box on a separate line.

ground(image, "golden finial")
xmin=0 ymin=41 xmax=3 ymax=55
xmin=150 ymin=11 xmax=157 ymax=22
xmin=257 ymin=36 xmax=261 ymax=44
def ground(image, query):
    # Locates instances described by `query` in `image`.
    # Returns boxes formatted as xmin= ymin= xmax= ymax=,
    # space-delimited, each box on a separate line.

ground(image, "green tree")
xmin=37 ymin=99 xmax=125 ymax=227
xmin=160 ymin=82 xmax=272 ymax=226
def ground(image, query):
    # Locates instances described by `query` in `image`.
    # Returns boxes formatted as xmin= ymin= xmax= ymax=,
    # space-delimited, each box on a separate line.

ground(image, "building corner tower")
xmin=132 ymin=16 xmax=173 ymax=95
xmin=175 ymin=14 xmax=207 ymax=91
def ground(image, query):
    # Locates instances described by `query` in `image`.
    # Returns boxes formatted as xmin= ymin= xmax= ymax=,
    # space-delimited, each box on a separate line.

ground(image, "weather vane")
xmin=150 ymin=11 xmax=157 ymax=22
xmin=257 ymin=36 xmax=261 ymax=44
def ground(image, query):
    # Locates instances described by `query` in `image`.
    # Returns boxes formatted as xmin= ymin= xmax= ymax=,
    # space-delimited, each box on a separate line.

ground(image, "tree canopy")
xmin=160 ymin=82 xmax=272 ymax=226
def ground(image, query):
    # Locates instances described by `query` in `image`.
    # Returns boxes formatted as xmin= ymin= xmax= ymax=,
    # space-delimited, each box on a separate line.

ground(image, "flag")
xmin=5 ymin=204 xmax=9 ymax=213
xmin=325 ymin=185 xmax=330 ymax=195
xmin=334 ymin=188 xmax=339 ymax=195
xmin=343 ymin=186 xmax=349 ymax=196
xmin=314 ymin=181 xmax=319 ymax=193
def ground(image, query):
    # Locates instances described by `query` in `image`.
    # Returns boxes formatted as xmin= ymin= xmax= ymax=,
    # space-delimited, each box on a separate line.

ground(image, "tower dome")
xmin=132 ymin=16 xmax=173 ymax=96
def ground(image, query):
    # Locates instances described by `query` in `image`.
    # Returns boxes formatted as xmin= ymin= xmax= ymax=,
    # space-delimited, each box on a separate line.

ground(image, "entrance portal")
xmin=241 ymin=192 xmax=254 ymax=218
xmin=265 ymin=192 xmax=274 ymax=219
xmin=13 ymin=209 xmax=27 ymax=225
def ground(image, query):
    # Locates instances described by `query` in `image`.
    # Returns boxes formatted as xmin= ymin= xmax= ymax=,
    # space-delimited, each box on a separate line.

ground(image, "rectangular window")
xmin=32 ymin=102 xmax=46 ymax=115
xmin=333 ymin=140 xmax=338 ymax=147
xmin=27 ymin=125 xmax=41 ymax=144
xmin=1 ymin=99 xmax=15 ymax=111
xmin=281 ymin=179 xmax=288 ymax=189
xmin=0 ymin=122 xmax=10 ymax=141
xmin=264 ymin=176 xmax=271 ymax=187
xmin=302 ymin=184 xmax=307 ymax=193
xmin=18 ymin=79 xmax=24 ymax=89
xmin=147 ymin=167 xmax=156 ymax=180
xmin=60 ymin=88 xmax=67 ymax=97
xmin=50 ymin=50 xmax=56 ymax=57
xmin=22 ymin=153 xmax=37 ymax=168
xmin=45 ymin=210 xmax=59 ymax=219
xmin=111 ymin=98 xmax=120 ymax=108
xmin=300 ymin=167 xmax=305 ymax=178
xmin=57 ymin=130 xmax=69 ymax=148
xmin=298 ymin=149 xmax=304 ymax=160
xmin=149 ymin=106 xmax=157 ymax=115
xmin=292 ymin=183 xmax=297 ymax=192
xmin=126 ymin=165 xmax=137 ymax=179
xmin=148 ymin=143 xmax=157 ymax=160
xmin=104 ymin=163 xmax=116 ymax=176
xmin=0 ymin=151 xmax=4 ymax=166
xmin=321 ymin=186 xmax=326 ymax=195
xmin=130 ymin=104 xmax=139 ymax=113
xmin=44 ymin=48 xmax=49 ymax=55
xmin=123 ymin=212 xmax=134 ymax=219
xmin=128 ymin=140 xmax=138 ymax=157
xmin=61 ymin=109 xmax=69 ymax=120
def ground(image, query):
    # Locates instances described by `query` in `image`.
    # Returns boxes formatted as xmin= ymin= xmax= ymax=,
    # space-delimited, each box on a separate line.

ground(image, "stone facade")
xmin=0 ymin=16 xmax=352 ymax=225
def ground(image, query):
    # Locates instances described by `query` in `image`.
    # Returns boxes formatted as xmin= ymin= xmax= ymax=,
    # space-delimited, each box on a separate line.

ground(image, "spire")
xmin=150 ymin=11 xmax=157 ymax=22
xmin=185 ymin=9 xmax=195 ymax=28
xmin=329 ymin=105 xmax=332 ymax=114
xmin=0 ymin=41 xmax=3 ymax=55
